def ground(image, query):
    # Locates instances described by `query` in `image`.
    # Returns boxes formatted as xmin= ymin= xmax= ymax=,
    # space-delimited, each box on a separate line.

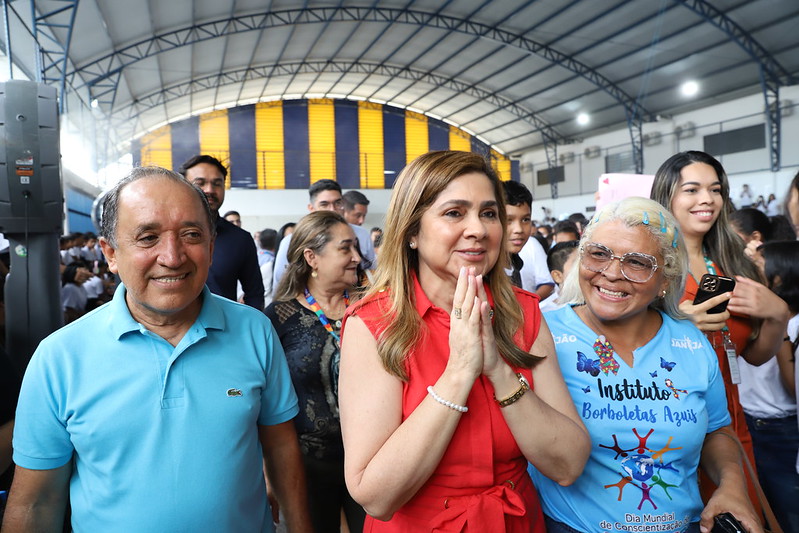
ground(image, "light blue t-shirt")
xmin=13 ymin=285 xmax=299 ymax=533
xmin=530 ymin=305 xmax=730 ymax=533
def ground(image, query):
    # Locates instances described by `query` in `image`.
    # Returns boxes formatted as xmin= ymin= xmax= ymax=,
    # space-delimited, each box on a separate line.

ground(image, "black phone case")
xmin=711 ymin=512 xmax=745 ymax=533
xmin=693 ymin=274 xmax=736 ymax=314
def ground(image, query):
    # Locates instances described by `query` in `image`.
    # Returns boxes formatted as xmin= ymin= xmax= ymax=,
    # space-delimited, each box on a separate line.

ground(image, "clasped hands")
xmin=446 ymin=267 xmax=503 ymax=382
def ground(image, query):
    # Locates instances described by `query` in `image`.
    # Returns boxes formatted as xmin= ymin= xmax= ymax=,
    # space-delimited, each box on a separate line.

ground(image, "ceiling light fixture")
xmin=576 ymin=113 xmax=590 ymax=126
xmin=680 ymin=80 xmax=699 ymax=97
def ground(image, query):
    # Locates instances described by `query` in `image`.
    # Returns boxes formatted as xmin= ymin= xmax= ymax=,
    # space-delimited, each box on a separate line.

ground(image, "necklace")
xmin=703 ymin=255 xmax=718 ymax=275
xmin=304 ymin=288 xmax=350 ymax=343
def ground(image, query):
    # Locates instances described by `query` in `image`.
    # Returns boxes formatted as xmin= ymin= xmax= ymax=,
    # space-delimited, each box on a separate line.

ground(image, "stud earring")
xmin=409 ymin=242 xmax=417 ymax=249
xmin=661 ymin=289 xmax=667 ymax=298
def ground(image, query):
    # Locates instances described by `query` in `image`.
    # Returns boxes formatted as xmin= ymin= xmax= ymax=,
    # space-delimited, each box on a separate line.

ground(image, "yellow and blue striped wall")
xmin=132 ymin=99 xmax=520 ymax=188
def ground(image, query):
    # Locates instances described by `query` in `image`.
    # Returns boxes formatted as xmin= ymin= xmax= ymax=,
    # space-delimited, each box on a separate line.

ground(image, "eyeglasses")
xmin=580 ymin=242 xmax=659 ymax=283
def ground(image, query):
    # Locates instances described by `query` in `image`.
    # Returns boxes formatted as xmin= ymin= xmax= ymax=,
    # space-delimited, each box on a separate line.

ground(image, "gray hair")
xmin=559 ymin=196 xmax=688 ymax=320
xmin=100 ymin=166 xmax=215 ymax=248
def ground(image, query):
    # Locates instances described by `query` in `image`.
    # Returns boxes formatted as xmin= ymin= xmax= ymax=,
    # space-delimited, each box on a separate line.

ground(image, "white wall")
xmin=225 ymin=84 xmax=799 ymax=232
xmin=522 ymin=85 xmax=799 ymax=220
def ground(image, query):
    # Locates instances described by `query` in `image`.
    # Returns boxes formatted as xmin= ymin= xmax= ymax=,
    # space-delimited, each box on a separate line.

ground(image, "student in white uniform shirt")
xmin=737 ymin=240 xmax=799 ymax=532
xmin=80 ymin=232 xmax=102 ymax=263
xmin=517 ymin=237 xmax=555 ymax=298
xmin=538 ymin=240 xmax=579 ymax=313
xmin=501 ymin=181 xmax=555 ymax=298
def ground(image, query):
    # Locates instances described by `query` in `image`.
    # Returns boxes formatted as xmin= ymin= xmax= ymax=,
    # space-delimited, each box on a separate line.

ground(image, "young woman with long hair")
xmin=651 ymin=151 xmax=790 ymax=514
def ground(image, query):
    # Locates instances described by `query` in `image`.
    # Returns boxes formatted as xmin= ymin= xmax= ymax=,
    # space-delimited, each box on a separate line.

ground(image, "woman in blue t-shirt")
xmin=531 ymin=197 xmax=762 ymax=533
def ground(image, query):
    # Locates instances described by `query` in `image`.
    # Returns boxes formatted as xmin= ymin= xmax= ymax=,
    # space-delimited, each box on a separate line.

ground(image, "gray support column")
xmin=761 ymin=70 xmax=781 ymax=172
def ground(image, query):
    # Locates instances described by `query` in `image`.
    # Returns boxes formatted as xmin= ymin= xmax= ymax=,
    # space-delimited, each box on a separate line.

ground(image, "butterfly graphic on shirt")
xmin=576 ymin=351 xmax=601 ymax=377
xmin=660 ymin=357 xmax=676 ymax=371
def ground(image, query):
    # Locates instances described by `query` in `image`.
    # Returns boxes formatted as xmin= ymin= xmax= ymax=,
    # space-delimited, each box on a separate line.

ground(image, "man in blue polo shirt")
xmin=3 ymin=167 xmax=312 ymax=532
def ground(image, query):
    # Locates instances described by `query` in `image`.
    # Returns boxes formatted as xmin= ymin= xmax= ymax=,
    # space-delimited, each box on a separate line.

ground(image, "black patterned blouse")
xmin=264 ymin=299 xmax=343 ymax=461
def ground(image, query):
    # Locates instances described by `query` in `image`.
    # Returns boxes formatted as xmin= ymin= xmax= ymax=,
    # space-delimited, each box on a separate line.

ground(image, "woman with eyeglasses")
xmin=530 ymin=197 xmax=761 ymax=533
xmin=651 ymin=151 xmax=789 ymax=516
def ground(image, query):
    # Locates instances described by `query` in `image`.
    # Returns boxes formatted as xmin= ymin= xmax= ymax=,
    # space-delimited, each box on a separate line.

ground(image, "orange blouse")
xmin=682 ymin=274 xmax=761 ymax=511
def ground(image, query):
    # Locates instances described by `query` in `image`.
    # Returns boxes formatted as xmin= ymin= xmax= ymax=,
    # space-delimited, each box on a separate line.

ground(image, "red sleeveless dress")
xmin=346 ymin=276 xmax=546 ymax=532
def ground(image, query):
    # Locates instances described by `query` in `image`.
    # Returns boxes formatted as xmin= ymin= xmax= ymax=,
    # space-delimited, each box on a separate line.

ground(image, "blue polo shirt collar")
xmin=107 ymin=284 xmax=226 ymax=341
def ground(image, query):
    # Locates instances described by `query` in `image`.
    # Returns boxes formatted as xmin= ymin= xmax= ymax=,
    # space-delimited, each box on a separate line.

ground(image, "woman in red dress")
xmin=651 ymin=151 xmax=790 ymax=513
xmin=339 ymin=151 xmax=590 ymax=532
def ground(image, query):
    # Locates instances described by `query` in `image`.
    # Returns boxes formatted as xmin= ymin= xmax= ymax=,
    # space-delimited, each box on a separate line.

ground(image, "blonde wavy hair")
xmin=358 ymin=151 xmax=541 ymax=380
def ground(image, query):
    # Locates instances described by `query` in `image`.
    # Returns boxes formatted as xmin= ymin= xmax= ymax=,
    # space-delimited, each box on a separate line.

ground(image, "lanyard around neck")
xmin=703 ymin=255 xmax=718 ymax=275
xmin=304 ymin=288 xmax=350 ymax=342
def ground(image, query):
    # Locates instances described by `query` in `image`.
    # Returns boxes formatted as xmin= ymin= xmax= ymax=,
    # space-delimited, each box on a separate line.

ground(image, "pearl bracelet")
xmin=427 ymin=386 xmax=468 ymax=413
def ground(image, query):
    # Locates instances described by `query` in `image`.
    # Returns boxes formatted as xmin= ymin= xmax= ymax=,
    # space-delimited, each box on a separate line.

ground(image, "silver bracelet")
xmin=427 ymin=386 xmax=468 ymax=413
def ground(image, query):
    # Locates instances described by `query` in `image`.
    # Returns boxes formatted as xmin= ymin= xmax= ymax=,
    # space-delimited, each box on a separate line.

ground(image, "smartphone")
xmin=712 ymin=512 xmax=744 ymax=533
xmin=693 ymin=274 xmax=736 ymax=314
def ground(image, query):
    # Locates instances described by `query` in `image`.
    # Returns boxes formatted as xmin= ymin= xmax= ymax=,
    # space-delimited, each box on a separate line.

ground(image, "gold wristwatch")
xmin=495 ymin=373 xmax=529 ymax=408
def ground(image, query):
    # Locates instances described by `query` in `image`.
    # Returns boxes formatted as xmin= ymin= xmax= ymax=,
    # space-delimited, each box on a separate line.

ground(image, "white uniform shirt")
xmin=516 ymin=237 xmax=554 ymax=293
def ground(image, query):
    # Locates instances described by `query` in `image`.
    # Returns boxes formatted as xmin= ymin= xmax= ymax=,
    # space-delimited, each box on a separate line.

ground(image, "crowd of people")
xmin=56 ymin=232 xmax=116 ymax=322
xmin=0 ymin=150 xmax=798 ymax=533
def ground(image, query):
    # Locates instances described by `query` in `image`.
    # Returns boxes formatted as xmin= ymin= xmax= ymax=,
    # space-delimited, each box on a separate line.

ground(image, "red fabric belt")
xmin=429 ymin=483 xmax=526 ymax=533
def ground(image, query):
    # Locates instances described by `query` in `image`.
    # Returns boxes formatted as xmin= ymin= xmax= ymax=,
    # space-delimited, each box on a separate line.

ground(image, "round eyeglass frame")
xmin=580 ymin=242 xmax=659 ymax=283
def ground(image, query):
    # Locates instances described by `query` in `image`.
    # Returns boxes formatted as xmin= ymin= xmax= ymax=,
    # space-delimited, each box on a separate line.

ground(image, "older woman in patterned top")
xmin=264 ymin=210 xmax=365 ymax=533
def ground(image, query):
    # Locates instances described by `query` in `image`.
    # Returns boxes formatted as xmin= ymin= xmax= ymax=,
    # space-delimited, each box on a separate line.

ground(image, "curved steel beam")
xmin=68 ymin=6 xmax=653 ymax=125
xmin=444 ymin=0 xmax=636 ymax=126
xmin=675 ymin=0 xmax=794 ymax=171
xmin=295 ymin=0 xmax=384 ymax=101
xmin=358 ymin=0 xmax=476 ymax=101
xmin=675 ymin=0 xmax=792 ymax=85
xmin=109 ymin=59 xmax=570 ymax=149
xmin=24 ymin=0 xmax=80 ymax=113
